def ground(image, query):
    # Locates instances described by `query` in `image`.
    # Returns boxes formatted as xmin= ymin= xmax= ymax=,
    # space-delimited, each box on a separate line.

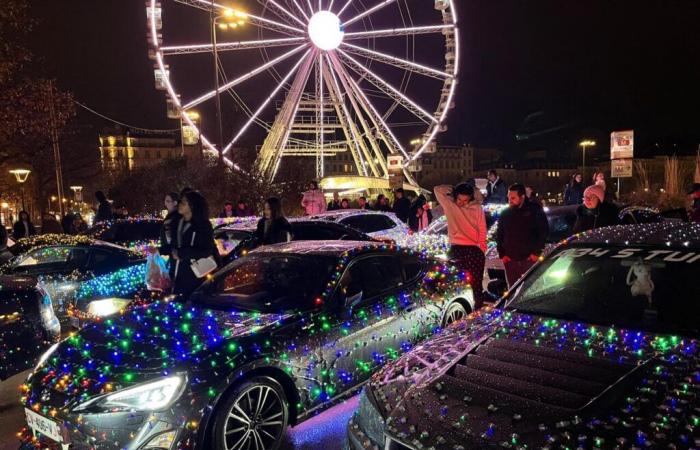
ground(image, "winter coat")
xmin=573 ymin=202 xmax=620 ymax=233
xmin=234 ymin=207 xmax=253 ymax=217
xmin=255 ymin=217 xmax=293 ymax=245
xmin=496 ymin=200 xmax=549 ymax=260
xmin=327 ymin=200 xmax=342 ymax=211
xmin=158 ymin=210 xmax=182 ymax=270
xmin=392 ymin=197 xmax=411 ymax=223
xmin=301 ymin=189 xmax=327 ymax=215
xmin=564 ymin=182 xmax=584 ymax=205
xmin=41 ymin=216 xmax=63 ymax=234
xmin=172 ymin=219 xmax=218 ymax=296
xmin=485 ymin=178 xmax=507 ymax=204
xmin=95 ymin=201 xmax=113 ymax=223
xmin=13 ymin=220 xmax=36 ymax=240
xmin=434 ymin=186 xmax=487 ymax=251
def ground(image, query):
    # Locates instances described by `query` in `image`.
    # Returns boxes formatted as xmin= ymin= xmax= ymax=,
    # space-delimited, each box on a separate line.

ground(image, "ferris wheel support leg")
xmin=328 ymin=53 xmax=384 ymax=177
xmin=315 ymin=55 xmax=324 ymax=180
xmin=254 ymin=50 xmax=316 ymax=181
xmin=321 ymin=55 xmax=367 ymax=177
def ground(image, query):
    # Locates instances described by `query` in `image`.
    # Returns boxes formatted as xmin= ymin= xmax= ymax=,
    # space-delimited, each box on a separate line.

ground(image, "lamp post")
xmin=210 ymin=5 xmax=247 ymax=167
xmin=9 ymin=169 xmax=31 ymax=211
xmin=70 ymin=186 xmax=83 ymax=211
xmin=579 ymin=140 xmax=596 ymax=180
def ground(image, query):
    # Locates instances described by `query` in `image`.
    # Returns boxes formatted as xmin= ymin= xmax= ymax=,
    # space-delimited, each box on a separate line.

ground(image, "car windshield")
xmin=197 ymin=254 xmax=336 ymax=312
xmin=507 ymin=245 xmax=700 ymax=337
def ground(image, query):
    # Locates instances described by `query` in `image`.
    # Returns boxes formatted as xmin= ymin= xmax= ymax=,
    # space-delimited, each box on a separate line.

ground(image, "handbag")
xmin=188 ymin=231 xmax=218 ymax=278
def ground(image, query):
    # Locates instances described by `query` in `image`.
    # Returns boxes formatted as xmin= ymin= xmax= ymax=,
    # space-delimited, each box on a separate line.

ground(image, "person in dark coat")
xmin=13 ymin=211 xmax=36 ymax=240
xmin=61 ymin=212 xmax=75 ymax=234
xmin=485 ymin=170 xmax=507 ymax=204
xmin=235 ymin=200 xmax=253 ymax=217
xmin=41 ymin=213 xmax=63 ymax=234
xmin=219 ymin=201 xmax=235 ymax=218
xmin=157 ymin=192 xmax=181 ymax=271
xmin=392 ymin=188 xmax=411 ymax=223
xmin=255 ymin=197 xmax=293 ymax=245
xmin=327 ymin=192 xmax=342 ymax=211
xmin=408 ymin=195 xmax=433 ymax=232
xmin=94 ymin=191 xmax=112 ymax=223
xmin=495 ymin=184 xmax=549 ymax=287
xmin=357 ymin=197 xmax=368 ymax=210
xmin=564 ymin=173 xmax=584 ymax=205
xmin=171 ymin=191 xmax=218 ymax=296
xmin=573 ymin=184 xmax=620 ymax=233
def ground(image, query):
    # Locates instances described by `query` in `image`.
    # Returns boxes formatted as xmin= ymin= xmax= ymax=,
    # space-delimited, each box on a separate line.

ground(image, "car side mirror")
xmin=345 ymin=290 xmax=363 ymax=309
xmin=487 ymin=279 xmax=507 ymax=299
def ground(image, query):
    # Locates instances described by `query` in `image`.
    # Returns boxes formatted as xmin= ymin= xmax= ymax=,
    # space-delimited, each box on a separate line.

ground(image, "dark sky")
xmin=30 ymin=0 xmax=700 ymax=162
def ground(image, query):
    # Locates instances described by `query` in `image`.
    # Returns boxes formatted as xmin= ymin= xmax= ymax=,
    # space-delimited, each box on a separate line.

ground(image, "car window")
xmin=15 ymin=246 xmax=81 ymax=268
xmin=215 ymin=230 xmax=253 ymax=256
xmin=341 ymin=215 xmax=396 ymax=234
xmin=345 ymin=255 xmax=402 ymax=299
xmin=291 ymin=224 xmax=344 ymax=240
xmin=508 ymin=246 xmax=700 ymax=337
xmin=401 ymin=254 xmax=424 ymax=281
xmin=546 ymin=215 xmax=575 ymax=243
xmin=199 ymin=255 xmax=335 ymax=312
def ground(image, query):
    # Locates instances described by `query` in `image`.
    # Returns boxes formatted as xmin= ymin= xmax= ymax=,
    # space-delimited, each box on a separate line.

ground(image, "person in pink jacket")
xmin=301 ymin=180 xmax=327 ymax=215
xmin=434 ymin=183 xmax=488 ymax=308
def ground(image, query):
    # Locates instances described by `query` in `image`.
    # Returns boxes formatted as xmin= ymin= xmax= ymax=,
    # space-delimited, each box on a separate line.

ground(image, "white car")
xmin=306 ymin=209 xmax=409 ymax=242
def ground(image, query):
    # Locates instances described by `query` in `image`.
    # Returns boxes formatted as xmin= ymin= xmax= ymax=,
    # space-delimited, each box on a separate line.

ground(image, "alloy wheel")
xmin=222 ymin=384 xmax=286 ymax=450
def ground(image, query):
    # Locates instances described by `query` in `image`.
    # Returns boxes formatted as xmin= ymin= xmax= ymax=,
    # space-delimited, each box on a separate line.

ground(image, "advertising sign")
xmin=387 ymin=155 xmax=404 ymax=190
xmin=611 ymin=158 xmax=633 ymax=178
xmin=611 ymin=130 xmax=634 ymax=160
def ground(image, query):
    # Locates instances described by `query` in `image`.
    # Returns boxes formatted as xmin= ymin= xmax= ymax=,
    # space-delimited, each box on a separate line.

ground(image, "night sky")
xmin=30 ymin=0 xmax=700 ymax=162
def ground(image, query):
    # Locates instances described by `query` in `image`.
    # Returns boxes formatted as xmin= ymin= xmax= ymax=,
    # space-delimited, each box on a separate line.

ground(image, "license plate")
xmin=24 ymin=408 xmax=64 ymax=443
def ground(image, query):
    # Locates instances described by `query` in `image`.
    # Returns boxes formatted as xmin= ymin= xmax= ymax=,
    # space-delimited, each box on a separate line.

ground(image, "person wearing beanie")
xmin=573 ymin=184 xmax=619 ymax=233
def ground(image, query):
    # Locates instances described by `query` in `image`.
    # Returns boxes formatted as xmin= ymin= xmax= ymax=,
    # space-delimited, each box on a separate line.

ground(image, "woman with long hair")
xmin=13 ymin=211 xmax=36 ymax=240
xmin=154 ymin=192 xmax=181 ymax=276
xmin=564 ymin=173 xmax=584 ymax=205
xmin=171 ymin=190 xmax=218 ymax=295
xmin=256 ymin=197 xmax=293 ymax=245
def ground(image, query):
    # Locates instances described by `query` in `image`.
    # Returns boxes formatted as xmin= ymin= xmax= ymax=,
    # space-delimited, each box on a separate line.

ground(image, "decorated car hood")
xmin=23 ymin=300 xmax=293 ymax=411
xmin=367 ymin=308 xmax=699 ymax=449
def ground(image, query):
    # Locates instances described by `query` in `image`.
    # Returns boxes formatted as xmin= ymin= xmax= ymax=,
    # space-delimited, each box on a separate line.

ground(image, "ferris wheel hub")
xmin=308 ymin=11 xmax=344 ymax=51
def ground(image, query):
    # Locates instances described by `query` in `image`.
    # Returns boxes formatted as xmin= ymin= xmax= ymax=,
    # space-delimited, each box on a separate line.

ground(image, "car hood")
xmin=24 ymin=300 xmax=293 ymax=410
xmin=367 ymin=308 xmax=699 ymax=448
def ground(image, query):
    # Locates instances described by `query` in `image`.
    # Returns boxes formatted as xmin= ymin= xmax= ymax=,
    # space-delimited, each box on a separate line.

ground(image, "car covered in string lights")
xmin=306 ymin=210 xmax=409 ymax=242
xmin=214 ymin=219 xmax=382 ymax=262
xmin=346 ymin=222 xmax=700 ymax=450
xmin=82 ymin=217 xmax=163 ymax=252
xmin=19 ymin=240 xmax=477 ymax=450
xmin=0 ymin=236 xmax=146 ymax=380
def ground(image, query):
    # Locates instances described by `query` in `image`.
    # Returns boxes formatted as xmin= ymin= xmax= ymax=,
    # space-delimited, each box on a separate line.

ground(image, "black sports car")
xmin=214 ymin=219 xmax=380 ymax=261
xmin=19 ymin=241 xmax=475 ymax=450
xmin=0 ymin=236 xmax=146 ymax=380
xmin=347 ymin=223 xmax=700 ymax=449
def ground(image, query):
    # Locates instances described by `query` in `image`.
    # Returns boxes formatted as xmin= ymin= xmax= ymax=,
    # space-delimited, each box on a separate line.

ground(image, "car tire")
xmin=212 ymin=376 xmax=289 ymax=450
xmin=443 ymin=301 xmax=468 ymax=326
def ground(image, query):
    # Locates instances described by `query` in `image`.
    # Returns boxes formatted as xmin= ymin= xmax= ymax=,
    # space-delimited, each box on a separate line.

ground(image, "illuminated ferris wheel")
xmin=146 ymin=0 xmax=459 ymax=184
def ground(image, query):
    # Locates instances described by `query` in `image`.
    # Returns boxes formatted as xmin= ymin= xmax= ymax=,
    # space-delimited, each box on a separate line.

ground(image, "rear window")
xmin=341 ymin=214 xmax=396 ymax=234
xmin=508 ymin=245 xmax=700 ymax=337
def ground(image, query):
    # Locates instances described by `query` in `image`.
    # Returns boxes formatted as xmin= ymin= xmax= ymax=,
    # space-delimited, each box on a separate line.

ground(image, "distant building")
xmin=98 ymin=127 xmax=202 ymax=173
xmin=415 ymin=144 xmax=475 ymax=188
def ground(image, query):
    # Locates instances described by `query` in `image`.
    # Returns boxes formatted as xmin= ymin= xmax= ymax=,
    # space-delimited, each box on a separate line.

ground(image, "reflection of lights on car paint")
xmin=550 ymin=269 xmax=568 ymax=280
xmin=34 ymin=342 xmax=60 ymax=372
xmin=435 ymin=253 xmax=448 ymax=261
xmin=86 ymin=298 xmax=132 ymax=317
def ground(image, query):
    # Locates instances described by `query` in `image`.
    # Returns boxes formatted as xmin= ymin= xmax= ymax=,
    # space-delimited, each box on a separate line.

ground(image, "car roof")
xmin=308 ymin=209 xmax=398 ymax=220
xmin=249 ymin=240 xmax=383 ymax=256
xmin=216 ymin=219 xmax=357 ymax=232
xmin=570 ymin=222 xmax=700 ymax=248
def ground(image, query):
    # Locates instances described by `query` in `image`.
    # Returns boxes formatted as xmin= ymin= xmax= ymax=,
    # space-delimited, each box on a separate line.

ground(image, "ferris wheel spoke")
xmin=161 ymin=37 xmax=306 ymax=56
xmin=288 ymin=0 xmax=310 ymax=21
xmin=338 ymin=50 xmax=438 ymax=125
xmin=344 ymin=24 xmax=454 ymax=40
xmin=258 ymin=0 xmax=307 ymax=28
xmin=223 ymin=49 xmax=313 ymax=154
xmin=342 ymin=0 xmax=396 ymax=28
xmin=341 ymin=42 xmax=452 ymax=80
xmin=183 ymin=44 xmax=308 ymax=110
xmin=330 ymin=52 xmax=410 ymax=160
xmin=336 ymin=0 xmax=353 ymax=17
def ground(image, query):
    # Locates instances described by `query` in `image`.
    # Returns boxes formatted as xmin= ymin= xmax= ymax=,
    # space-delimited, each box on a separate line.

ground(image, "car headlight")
xmin=86 ymin=298 xmax=132 ymax=317
xmin=353 ymin=388 xmax=386 ymax=446
xmin=73 ymin=375 xmax=185 ymax=413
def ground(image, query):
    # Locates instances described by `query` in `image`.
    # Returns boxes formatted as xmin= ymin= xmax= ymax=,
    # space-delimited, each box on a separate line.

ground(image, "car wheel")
xmin=212 ymin=376 xmax=289 ymax=450
xmin=443 ymin=301 xmax=468 ymax=326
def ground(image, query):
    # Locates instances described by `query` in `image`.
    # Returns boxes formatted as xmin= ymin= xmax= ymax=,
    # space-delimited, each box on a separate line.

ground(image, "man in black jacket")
xmin=495 ymin=183 xmax=549 ymax=287
xmin=485 ymin=170 xmax=507 ymax=204
xmin=392 ymin=188 xmax=411 ymax=223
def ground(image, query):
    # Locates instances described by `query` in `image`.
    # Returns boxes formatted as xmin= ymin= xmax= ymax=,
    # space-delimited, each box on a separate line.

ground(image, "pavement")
xmin=0 ymin=371 xmax=355 ymax=450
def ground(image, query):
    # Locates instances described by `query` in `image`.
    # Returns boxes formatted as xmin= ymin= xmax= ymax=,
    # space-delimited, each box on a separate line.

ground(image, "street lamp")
xmin=70 ymin=186 xmax=83 ymax=205
xmin=210 ymin=5 xmax=247 ymax=166
xmin=9 ymin=169 xmax=31 ymax=210
xmin=579 ymin=140 xmax=596 ymax=180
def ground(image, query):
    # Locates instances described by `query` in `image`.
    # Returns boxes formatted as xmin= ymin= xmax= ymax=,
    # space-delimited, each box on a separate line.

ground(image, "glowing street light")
xmin=9 ymin=169 xmax=31 ymax=210
xmin=579 ymin=140 xmax=596 ymax=179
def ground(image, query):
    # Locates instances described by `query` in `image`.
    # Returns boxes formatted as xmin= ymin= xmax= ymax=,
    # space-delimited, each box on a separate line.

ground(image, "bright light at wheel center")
xmin=308 ymin=11 xmax=344 ymax=51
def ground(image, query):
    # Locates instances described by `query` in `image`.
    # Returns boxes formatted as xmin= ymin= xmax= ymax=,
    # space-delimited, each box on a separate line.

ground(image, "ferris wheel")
xmin=146 ymin=0 xmax=459 ymax=184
